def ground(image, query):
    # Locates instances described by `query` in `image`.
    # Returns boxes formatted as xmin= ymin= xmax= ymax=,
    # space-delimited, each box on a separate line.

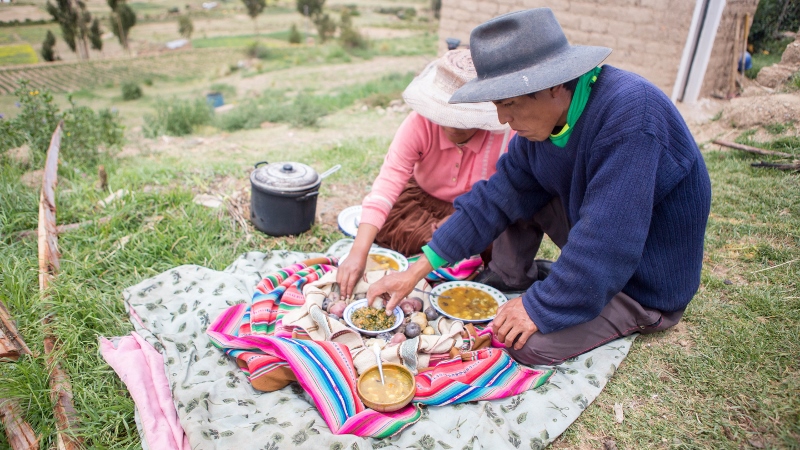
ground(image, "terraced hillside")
xmin=0 ymin=48 xmax=240 ymax=94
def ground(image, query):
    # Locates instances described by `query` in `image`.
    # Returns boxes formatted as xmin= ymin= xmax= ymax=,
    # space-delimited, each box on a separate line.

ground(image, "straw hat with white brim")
xmin=402 ymin=49 xmax=507 ymax=131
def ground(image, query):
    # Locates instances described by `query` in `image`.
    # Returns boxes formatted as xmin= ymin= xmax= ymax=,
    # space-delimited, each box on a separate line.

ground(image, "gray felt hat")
xmin=450 ymin=8 xmax=612 ymax=104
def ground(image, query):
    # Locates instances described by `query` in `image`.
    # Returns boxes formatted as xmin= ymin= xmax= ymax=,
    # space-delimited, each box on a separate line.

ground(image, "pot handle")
xmin=254 ymin=161 xmax=269 ymax=168
xmin=319 ymin=164 xmax=341 ymax=180
xmin=296 ymin=191 xmax=320 ymax=202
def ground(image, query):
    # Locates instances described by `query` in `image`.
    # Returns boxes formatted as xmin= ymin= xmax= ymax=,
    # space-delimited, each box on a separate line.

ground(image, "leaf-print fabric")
xmin=110 ymin=241 xmax=637 ymax=449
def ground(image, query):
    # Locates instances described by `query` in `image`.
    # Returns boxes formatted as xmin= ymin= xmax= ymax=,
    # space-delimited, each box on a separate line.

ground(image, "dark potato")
xmin=424 ymin=306 xmax=439 ymax=321
xmin=404 ymin=322 xmax=421 ymax=338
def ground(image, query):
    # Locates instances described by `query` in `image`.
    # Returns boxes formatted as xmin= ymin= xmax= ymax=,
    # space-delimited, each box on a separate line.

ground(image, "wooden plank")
xmin=0 ymin=300 xmax=32 ymax=361
xmin=37 ymin=122 xmax=82 ymax=450
xmin=712 ymin=140 xmax=795 ymax=158
xmin=0 ymin=399 xmax=39 ymax=450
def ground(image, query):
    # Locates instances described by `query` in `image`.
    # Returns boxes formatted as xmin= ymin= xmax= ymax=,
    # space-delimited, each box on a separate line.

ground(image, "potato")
xmin=370 ymin=296 xmax=385 ymax=310
xmin=422 ymin=326 xmax=435 ymax=335
xmin=390 ymin=333 xmax=407 ymax=344
xmin=398 ymin=297 xmax=423 ymax=315
xmin=410 ymin=312 xmax=428 ymax=329
xmin=404 ymin=322 xmax=421 ymax=338
xmin=424 ymin=306 xmax=440 ymax=321
xmin=329 ymin=300 xmax=347 ymax=318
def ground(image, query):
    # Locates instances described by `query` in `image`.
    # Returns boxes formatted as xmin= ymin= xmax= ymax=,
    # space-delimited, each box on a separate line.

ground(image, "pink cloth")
xmin=361 ymin=112 xmax=514 ymax=229
xmin=100 ymin=332 xmax=189 ymax=450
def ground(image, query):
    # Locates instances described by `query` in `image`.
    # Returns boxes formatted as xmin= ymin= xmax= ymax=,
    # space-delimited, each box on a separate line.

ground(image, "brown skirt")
xmin=374 ymin=177 xmax=455 ymax=257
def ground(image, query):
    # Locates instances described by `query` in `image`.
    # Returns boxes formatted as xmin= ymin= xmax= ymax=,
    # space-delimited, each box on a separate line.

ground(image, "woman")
xmin=337 ymin=49 xmax=513 ymax=298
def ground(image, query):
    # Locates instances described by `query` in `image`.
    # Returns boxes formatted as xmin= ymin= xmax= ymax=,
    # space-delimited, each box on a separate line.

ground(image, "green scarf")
xmin=549 ymin=66 xmax=602 ymax=148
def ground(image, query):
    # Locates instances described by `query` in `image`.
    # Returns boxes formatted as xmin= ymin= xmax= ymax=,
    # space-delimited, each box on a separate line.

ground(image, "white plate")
xmin=340 ymin=248 xmax=409 ymax=272
xmin=337 ymin=205 xmax=361 ymax=237
xmin=429 ymin=281 xmax=508 ymax=323
xmin=343 ymin=299 xmax=404 ymax=337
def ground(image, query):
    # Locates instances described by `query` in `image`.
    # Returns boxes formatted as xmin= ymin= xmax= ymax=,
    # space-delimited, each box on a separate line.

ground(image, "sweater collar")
xmin=549 ymin=66 xmax=603 ymax=148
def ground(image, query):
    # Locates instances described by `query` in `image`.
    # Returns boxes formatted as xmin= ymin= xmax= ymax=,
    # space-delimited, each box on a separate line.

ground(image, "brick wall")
xmin=438 ymin=0 xmax=759 ymax=99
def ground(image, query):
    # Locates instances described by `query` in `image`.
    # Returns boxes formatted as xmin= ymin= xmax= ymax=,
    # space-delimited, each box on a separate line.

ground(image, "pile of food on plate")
xmin=319 ymin=276 xmax=504 ymax=347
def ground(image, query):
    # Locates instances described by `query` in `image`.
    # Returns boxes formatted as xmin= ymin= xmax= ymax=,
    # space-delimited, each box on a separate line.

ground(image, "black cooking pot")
xmin=249 ymin=161 xmax=341 ymax=236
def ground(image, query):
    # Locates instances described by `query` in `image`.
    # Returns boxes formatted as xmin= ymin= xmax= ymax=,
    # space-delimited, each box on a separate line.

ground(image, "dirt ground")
xmin=0 ymin=4 xmax=52 ymax=22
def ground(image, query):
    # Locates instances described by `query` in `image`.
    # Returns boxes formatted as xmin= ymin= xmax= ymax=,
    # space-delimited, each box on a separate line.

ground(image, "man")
xmin=366 ymin=8 xmax=711 ymax=366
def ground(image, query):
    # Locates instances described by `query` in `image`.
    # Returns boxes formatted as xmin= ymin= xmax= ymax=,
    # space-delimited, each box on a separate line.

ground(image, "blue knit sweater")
xmin=429 ymin=66 xmax=712 ymax=334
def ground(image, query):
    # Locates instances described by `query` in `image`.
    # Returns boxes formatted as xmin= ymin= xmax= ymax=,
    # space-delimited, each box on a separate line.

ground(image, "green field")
xmin=0 ymin=43 xmax=38 ymax=65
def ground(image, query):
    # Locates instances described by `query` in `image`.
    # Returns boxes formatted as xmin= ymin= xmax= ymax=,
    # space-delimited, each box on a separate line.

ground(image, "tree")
xmin=295 ymin=0 xmax=323 ymax=17
xmin=241 ymin=0 xmax=266 ymax=35
xmin=288 ymin=23 xmax=301 ymax=44
xmin=749 ymin=0 xmax=800 ymax=51
xmin=313 ymin=12 xmax=335 ymax=42
xmin=295 ymin=0 xmax=335 ymax=42
xmin=178 ymin=14 xmax=194 ymax=39
xmin=46 ymin=0 xmax=92 ymax=59
xmin=430 ymin=0 xmax=441 ymax=19
xmin=108 ymin=0 xmax=136 ymax=51
xmin=41 ymin=30 xmax=58 ymax=61
xmin=339 ymin=10 xmax=365 ymax=49
xmin=89 ymin=18 xmax=103 ymax=51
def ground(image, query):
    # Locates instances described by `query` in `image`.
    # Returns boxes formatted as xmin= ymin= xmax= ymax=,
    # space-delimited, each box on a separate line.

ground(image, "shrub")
xmin=121 ymin=82 xmax=143 ymax=100
xmin=289 ymin=23 xmax=302 ymax=44
xmin=0 ymin=81 xmax=123 ymax=170
xmin=41 ymin=30 xmax=57 ymax=62
xmin=143 ymin=98 xmax=213 ymax=137
xmin=313 ymin=13 xmax=336 ymax=42
xmin=376 ymin=6 xmax=416 ymax=20
xmin=430 ymin=0 xmax=441 ymax=19
xmin=339 ymin=10 xmax=367 ymax=49
xmin=178 ymin=14 xmax=194 ymax=39
xmin=245 ymin=41 xmax=271 ymax=59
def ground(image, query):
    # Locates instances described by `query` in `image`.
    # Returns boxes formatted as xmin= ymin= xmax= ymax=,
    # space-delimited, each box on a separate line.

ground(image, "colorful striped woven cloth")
xmin=414 ymin=348 xmax=551 ymax=405
xmin=407 ymin=254 xmax=484 ymax=282
xmin=207 ymin=261 xmax=553 ymax=438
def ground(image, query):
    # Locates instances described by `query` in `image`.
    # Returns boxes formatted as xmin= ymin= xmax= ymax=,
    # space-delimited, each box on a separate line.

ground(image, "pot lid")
xmin=251 ymin=161 xmax=320 ymax=192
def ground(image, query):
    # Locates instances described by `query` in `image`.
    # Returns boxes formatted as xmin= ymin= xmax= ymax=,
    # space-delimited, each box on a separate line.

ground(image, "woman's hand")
xmin=430 ymin=214 xmax=452 ymax=233
xmin=336 ymin=251 xmax=367 ymax=299
xmin=336 ymin=223 xmax=380 ymax=299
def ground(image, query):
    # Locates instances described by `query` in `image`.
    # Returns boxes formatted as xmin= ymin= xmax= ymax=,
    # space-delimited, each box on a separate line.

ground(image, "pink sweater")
xmin=361 ymin=111 xmax=513 ymax=229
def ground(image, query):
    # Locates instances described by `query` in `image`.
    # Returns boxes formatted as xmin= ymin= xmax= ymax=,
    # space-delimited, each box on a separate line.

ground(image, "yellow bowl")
xmin=356 ymin=363 xmax=416 ymax=412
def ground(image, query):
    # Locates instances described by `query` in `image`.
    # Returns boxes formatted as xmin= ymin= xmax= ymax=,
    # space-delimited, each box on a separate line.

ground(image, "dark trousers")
xmin=489 ymin=198 xmax=685 ymax=366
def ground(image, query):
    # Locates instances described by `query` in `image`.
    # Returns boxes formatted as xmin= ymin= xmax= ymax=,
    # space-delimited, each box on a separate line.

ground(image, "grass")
xmin=214 ymin=71 xmax=414 ymax=130
xmin=0 ymin=24 xmax=58 ymax=48
xmin=1 ymin=117 xmax=798 ymax=448
xmin=0 ymin=43 xmax=38 ymax=65
xmin=556 ymin=136 xmax=800 ymax=448
xmin=191 ymin=32 xmax=291 ymax=49
xmin=746 ymin=36 xmax=794 ymax=79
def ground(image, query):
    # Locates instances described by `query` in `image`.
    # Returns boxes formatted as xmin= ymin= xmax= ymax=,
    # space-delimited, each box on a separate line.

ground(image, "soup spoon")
xmin=412 ymin=287 xmax=451 ymax=299
xmin=372 ymin=343 xmax=385 ymax=385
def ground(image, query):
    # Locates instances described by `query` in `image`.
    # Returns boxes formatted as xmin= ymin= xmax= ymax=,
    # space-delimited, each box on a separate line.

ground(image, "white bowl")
xmin=429 ymin=281 xmax=508 ymax=323
xmin=337 ymin=205 xmax=361 ymax=237
xmin=343 ymin=299 xmax=404 ymax=337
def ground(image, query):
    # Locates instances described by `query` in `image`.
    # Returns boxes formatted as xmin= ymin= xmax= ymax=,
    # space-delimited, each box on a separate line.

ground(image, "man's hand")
xmin=491 ymin=297 xmax=538 ymax=350
xmin=367 ymin=257 xmax=433 ymax=315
